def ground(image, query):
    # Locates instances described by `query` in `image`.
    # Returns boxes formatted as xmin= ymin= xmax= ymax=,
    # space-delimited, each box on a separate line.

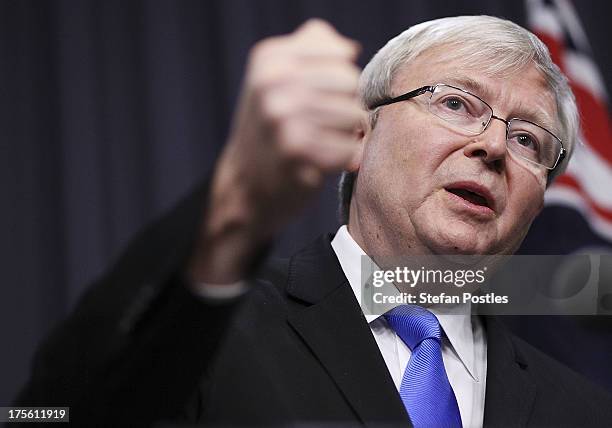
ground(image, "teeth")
xmin=448 ymin=188 xmax=488 ymax=207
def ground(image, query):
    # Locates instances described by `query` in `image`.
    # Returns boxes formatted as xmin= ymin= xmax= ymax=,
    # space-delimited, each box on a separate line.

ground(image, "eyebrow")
xmin=434 ymin=75 xmax=557 ymax=134
xmin=436 ymin=76 xmax=495 ymax=102
xmin=510 ymin=101 xmax=557 ymax=135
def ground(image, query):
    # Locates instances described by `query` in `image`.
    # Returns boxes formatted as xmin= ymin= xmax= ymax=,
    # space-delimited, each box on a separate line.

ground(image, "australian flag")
xmin=521 ymin=0 xmax=612 ymax=254
xmin=510 ymin=0 xmax=612 ymax=394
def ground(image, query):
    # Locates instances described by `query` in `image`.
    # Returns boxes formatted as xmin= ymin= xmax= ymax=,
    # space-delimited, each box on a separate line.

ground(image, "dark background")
xmin=2 ymin=0 xmax=611 ymax=406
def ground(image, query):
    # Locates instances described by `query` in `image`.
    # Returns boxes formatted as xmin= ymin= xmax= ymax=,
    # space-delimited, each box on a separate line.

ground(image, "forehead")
xmin=390 ymin=47 xmax=559 ymax=132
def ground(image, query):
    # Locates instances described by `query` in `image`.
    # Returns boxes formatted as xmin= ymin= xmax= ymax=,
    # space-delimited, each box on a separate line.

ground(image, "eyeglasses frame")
xmin=369 ymin=83 xmax=567 ymax=171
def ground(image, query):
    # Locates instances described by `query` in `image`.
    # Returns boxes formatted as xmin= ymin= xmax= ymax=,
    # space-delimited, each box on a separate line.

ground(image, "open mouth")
xmin=446 ymin=188 xmax=490 ymax=208
xmin=444 ymin=181 xmax=497 ymax=214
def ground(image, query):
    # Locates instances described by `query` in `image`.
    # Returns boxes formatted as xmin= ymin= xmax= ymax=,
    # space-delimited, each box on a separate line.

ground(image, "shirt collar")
xmin=331 ymin=224 xmax=479 ymax=382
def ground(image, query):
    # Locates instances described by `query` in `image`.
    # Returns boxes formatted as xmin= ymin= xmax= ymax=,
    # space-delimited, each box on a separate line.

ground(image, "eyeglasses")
xmin=370 ymin=83 xmax=566 ymax=170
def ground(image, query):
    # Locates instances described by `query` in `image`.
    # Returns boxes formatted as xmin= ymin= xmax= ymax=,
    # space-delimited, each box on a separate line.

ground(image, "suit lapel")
xmin=286 ymin=235 xmax=410 ymax=426
xmin=482 ymin=316 xmax=537 ymax=427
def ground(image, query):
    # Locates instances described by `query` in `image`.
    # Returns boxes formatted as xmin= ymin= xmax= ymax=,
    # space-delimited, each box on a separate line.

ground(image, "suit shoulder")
xmin=509 ymin=332 xmax=612 ymax=412
xmin=256 ymin=257 xmax=291 ymax=286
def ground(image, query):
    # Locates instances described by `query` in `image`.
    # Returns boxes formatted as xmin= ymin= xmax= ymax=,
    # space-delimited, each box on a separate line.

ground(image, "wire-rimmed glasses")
xmin=370 ymin=83 xmax=566 ymax=170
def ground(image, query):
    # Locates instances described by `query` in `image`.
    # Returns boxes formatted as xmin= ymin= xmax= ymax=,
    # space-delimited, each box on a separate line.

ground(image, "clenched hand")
xmin=188 ymin=19 xmax=365 ymax=284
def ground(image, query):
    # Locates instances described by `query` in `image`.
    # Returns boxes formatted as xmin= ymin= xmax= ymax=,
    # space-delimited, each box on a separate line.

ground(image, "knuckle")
xmin=296 ymin=19 xmax=358 ymax=53
xmin=250 ymin=70 xmax=273 ymax=96
xmin=262 ymin=85 xmax=309 ymax=119
xmin=250 ymin=61 xmax=298 ymax=95
xmin=303 ymin=18 xmax=335 ymax=33
xmin=277 ymin=120 xmax=312 ymax=159
xmin=260 ymin=91 xmax=290 ymax=122
xmin=260 ymin=93 xmax=279 ymax=120
xmin=296 ymin=18 xmax=328 ymax=34
xmin=250 ymin=36 xmax=280 ymax=60
xmin=250 ymin=72 xmax=278 ymax=100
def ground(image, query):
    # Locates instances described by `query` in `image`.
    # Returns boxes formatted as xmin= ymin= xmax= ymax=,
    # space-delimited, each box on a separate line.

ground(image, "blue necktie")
xmin=384 ymin=305 xmax=462 ymax=428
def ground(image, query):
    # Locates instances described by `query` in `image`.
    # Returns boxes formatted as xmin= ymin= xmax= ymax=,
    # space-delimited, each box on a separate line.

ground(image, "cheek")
xmin=361 ymin=110 xmax=470 ymax=213
xmin=504 ymin=173 xmax=546 ymax=233
xmin=509 ymin=158 xmax=546 ymax=212
xmin=379 ymin=115 xmax=459 ymax=181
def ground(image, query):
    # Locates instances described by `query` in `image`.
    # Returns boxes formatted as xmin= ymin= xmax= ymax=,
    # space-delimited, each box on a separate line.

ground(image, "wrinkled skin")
xmin=349 ymin=48 xmax=557 ymax=260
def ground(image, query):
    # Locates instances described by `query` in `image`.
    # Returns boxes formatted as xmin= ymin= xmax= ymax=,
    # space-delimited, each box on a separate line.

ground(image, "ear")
xmin=346 ymin=111 xmax=369 ymax=172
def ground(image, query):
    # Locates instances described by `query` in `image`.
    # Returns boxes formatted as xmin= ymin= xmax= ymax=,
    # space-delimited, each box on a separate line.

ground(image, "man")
xmin=17 ymin=15 xmax=612 ymax=427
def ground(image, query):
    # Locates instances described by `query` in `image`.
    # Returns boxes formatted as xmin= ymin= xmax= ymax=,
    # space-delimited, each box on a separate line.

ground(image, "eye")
xmin=443 ymin=97 xmax=465 ymax=112
xmin=515 ymin=134 xmax=539 ymax=151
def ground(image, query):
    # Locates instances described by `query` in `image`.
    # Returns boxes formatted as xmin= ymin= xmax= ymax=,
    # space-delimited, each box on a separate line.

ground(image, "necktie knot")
xmin=384 ymin=305 xmax=441 ymax=351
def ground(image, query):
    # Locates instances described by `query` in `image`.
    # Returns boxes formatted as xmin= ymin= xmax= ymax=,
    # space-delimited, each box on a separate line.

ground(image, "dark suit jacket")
xmin=16 ymin=183 xmax=612 ymax=427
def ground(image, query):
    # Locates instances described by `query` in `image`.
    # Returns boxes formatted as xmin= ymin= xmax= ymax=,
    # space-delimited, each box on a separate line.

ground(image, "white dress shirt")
xmin=331 ymin=225 xmax=487 ymax=428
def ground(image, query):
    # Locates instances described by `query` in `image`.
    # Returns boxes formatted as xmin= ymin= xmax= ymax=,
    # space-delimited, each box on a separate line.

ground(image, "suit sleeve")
xmin=14 ymin=179 xmax=246 ymax=426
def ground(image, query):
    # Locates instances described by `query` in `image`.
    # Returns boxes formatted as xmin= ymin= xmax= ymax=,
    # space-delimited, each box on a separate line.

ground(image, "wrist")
xmin=187 ymin=168 xmax=268 ymax=284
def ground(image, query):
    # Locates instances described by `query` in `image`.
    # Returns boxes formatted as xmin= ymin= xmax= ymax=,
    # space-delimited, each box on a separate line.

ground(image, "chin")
xmin=421 ymin=223 xmax=494 ymax=255
xmin=434 ymin=239 xmax=485 ymax=255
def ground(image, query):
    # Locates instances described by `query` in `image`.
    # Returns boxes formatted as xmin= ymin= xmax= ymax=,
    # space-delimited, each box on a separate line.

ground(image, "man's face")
xmin=351 ymin=47 xmax=558 ymax=257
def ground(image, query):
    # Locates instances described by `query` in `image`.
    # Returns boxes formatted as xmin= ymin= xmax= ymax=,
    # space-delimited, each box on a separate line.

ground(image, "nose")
xmin=463 ymin=116 xmax=508 ymax=170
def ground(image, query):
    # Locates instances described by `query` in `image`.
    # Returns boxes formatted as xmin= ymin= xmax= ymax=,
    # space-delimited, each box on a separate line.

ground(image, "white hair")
xmin=339 ymin=15 xmax=579 ymax=223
